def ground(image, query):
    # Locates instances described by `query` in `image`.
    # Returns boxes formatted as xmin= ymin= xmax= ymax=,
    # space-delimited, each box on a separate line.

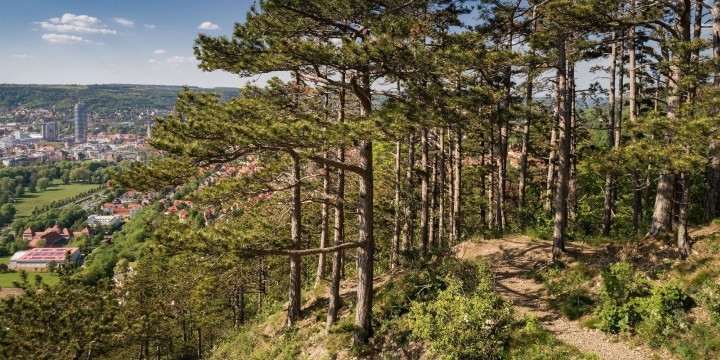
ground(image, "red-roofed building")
xmin=9 ymin=247 xmax=81 ymax=271
xmin=23 ymin=223 xmax=74 ymax=248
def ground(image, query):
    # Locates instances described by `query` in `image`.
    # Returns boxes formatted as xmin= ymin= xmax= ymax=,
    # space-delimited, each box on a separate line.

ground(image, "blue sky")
xmin=0 ymin=0 xmax=255 ymax=88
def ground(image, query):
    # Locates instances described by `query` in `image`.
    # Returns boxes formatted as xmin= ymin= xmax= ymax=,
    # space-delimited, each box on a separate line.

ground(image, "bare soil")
xmin=0 ymin=287 xmax=23 ymax=299
xmin=455 ymin=236 xmax=664 ymax=360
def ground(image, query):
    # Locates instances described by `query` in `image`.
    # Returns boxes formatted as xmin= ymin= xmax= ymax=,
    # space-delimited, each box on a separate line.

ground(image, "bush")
xmin=594 ymin=261 xmax=693 ymax=345
xmin=409 ymin=263 xmax=513 ymax=359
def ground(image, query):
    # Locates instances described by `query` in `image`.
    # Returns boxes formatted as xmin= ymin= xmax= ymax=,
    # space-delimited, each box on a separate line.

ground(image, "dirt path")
xmin=455 ymin=236 xmax=660 ymax=360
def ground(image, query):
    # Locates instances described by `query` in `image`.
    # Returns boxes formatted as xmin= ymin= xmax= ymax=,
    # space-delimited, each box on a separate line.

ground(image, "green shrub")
xmin=594 ymin=261 xmax=650 ymax=333
xmin=594 ymin=261 xmax=693 ymax=344
xmin=409 ymin=264 xmax=513 ymax=359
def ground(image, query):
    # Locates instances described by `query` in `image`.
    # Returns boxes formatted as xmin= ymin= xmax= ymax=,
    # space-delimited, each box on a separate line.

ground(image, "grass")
xmin=0 ymin=271 xmax=60 ymax=288
xmin=15 ymin=181 xmax=98 ymax=217
xmin=0 ymin=256 xmax=9 ymax=265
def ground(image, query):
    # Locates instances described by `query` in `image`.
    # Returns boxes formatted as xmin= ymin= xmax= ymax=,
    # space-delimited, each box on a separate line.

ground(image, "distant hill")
xmin=0 ymin=84 xmax=240 ymax=113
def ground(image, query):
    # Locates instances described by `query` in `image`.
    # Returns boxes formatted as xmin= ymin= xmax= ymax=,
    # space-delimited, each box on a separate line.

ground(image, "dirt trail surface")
xmin=455 ymin=236 xmax=660 ymax=360
xmin=0 ymin=287 xmax=23 ymax=299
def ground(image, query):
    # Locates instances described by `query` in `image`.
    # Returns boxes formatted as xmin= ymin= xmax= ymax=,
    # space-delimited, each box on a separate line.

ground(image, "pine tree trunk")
xmin=488 ymin=122 xmax=496 ymax=226
xmin=315 ymin=164 xmax=330 ymax=288
xmin=545 ymin=72 xmax=561 ymax=212
xmin=603 ymin=34 xmax=618 ymax=236
xmin=677 ymin=172 xmax=692 ymax=258
xmin=327 ymin=81 xmax=346 ymax=331
xmin=354 ymin=139 xmax=374 ymax=344
xmin=326 ymin=146 xmax=345 ymax=331
xmin=419 ymin=127 xmax=429 ymax=256
xmin=497 ymin=119 xmax=507 ymax=233
xmin=448 ymin=128 xmax=456 ymax=241
xmin=402 ymin=133 xmax=415 ymax=261
xmin=567 ymin=62 xmax=578 ymax=222
xmin=519 ymin=71 xmax=532 ymax=221
xmin=552 ymin=40 xmax=569 ymax=262
xmin=391 ymin=141 xmax=401 ymax=268
xmin=438 ymin=129 xmax=446 ymax=246
xmin=452 ymin=127 xmax=462 ymax=246
xmin=429 ymin=136 xmax=437 ymax=250
xmin=287 ymin=152 xmax=302 ymax=327
xmin=707 ymin=0 xmax=720 ymax=220
xmin=354 ymin=70 xmax=374 ymax=344
xmin=629 ymin=23 xmax=642 ymax=234
xmin=649 ymin=4 xmax=690 ymax=237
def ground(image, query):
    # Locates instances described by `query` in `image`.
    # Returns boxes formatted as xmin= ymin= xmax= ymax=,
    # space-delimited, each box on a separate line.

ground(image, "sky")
xmin=0 ymin=0 xmax=256 ymax=88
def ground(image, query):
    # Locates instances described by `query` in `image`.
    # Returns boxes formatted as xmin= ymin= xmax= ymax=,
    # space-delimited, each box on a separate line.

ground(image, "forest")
xmin=2 ymin=0 xmax=720 ymax=359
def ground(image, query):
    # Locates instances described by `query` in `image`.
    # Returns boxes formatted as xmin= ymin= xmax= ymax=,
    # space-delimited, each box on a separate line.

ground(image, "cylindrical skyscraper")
xmin=74 ymin=101 xmax=87 ymax=143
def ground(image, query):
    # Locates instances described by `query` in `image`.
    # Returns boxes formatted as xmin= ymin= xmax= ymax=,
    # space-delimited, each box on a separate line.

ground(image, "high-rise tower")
xmin=74 ymin=101 xmax=87 ymax=143
xmin=42 ymin=121 xmax=59 ymax=141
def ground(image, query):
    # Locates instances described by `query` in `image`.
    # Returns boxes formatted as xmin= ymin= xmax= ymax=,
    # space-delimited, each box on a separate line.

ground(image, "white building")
xmin=86 ymin=215 xmax=121 ymax=226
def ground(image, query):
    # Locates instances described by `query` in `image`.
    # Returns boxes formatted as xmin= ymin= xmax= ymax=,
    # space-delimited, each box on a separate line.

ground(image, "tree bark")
xmin=354 ymin=139 xmax=374 ymax=344
xmin=419 ymin=127 xmax=429 ymax=256
xmin=603 ymin=33 xmax=618 ymax=237
xmin=354 ymin=70 xmax=374 ymax=344
xmin=568 ymin=62 xmax=578 ymax=222
xmin=707 ymin=0 xmax=720 ymax=219
xmin=328 ymin=79 xmax=346 ymax=331
xmin=629 ymin=23 xmax=642 ymax=234
xmin=552 ymin=40 xmax=569 ymax=262
xmin=315 ymin=163 xmax=330 ymax=288
xmin=519 ymin=70 xmax=532 ymax=221
xmin=677 ymin=172 xmax=692 ymax=258
xmin=452 ymin=127 xmax=462 ymax=246
xmin=402 ymin=133 xmax=415 ymax=262
xmin=391 ymin=141 xmax=401 ymax=268
xmin=649 ymin=2 xmax=690 ymax=237
xmin=287 ymin=152 xmax=302 ymax=327
xmin=438 ymin=129 xmax=446 ymax=247
xmin=545 ymin=71 xmax=561 ymax=212
xmin=429 ymin=134 xmax=437 ymax=250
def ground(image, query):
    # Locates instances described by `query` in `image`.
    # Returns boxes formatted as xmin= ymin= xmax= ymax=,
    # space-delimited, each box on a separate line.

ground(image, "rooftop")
xmin=14 ymin=247 xmax=79 ymax=262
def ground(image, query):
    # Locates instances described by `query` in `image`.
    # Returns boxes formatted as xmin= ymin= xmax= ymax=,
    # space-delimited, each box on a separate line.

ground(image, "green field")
xmin=0 ymin=271 xmax=60 ymax=288
xmin=15 ymin=182 xmax=99 ymax=217
xmin=0 ymin=256 xmax=9 ymax=265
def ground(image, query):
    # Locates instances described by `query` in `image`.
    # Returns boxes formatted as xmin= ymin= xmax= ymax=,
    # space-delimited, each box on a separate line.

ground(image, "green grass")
xmin=0 ymin=271 xmax=60 ymax=288
xmin=0 ymin=256 xmax=9 ymax=266
xmin=15 ymin=182 xmax=98 ymax=217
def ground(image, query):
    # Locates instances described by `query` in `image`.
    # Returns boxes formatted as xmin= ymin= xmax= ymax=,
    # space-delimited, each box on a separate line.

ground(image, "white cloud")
xmin=167 ymin=56 xmax=198 ymax=64
xmin=113 ymin=17 xmax=135 ymax=28
xmin=41 ymin=33 xmax=101 ymax=45
xmin=144 ymin=24 xmax=156 ymax=29
xmin=154 ymin=49 xmax=167 ymax=55
xmin=148 ymin=59 xmax=158 ymax=63
xmin=39 ymin=13 xmax=116 ymax=34
xmin=11 ymin=54 xmax=34 ymax=59
xmin=198 ymin=21 xmax=220 ymax=31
